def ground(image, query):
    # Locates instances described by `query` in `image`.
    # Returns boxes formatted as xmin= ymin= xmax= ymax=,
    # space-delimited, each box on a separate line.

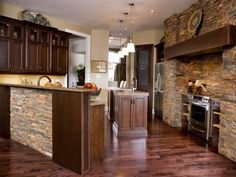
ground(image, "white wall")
xmin=90 ymin=30 xmax=109 ymax=105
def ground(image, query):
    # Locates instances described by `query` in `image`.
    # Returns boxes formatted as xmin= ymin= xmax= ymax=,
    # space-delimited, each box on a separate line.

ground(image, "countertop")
xmin=0 ymin=83 xmax=96 ymax=93
xmin=113 ymin=89 xmax=149 ymax=96
xmin=90 ymin=101 xmax=105 ymax=106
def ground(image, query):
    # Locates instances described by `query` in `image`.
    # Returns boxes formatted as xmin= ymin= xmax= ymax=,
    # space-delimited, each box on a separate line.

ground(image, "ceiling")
xmin=4 ymin=0 xmax=196 ymax=37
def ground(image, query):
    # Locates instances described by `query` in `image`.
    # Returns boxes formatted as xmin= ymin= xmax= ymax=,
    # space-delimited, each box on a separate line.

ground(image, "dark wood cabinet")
xmin=26 ymin=42 xmax=38 ymax=72
xmin=0 ymin=38 xmax=10 ymax=71
xmin=0 ymin=15 xmax=69 ymax=75
xmin=25 ymin=26 xmax=52 ymax=73
xmin=119 ymin=96 xmax=132 ymax=130
xmin=113 ymin=91 xmax=148 ymax=138
xmin=0 ymin=16 xmax=24 ymax=73
xmin=52 ymin=32 xmax=68 ymax=75
xmin=119 ymin=96 xmax=147 ymax=131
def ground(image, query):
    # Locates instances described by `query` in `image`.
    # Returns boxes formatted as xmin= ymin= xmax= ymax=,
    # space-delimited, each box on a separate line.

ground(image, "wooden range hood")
xmin=165 ymin=25 xmax=236 ymax=59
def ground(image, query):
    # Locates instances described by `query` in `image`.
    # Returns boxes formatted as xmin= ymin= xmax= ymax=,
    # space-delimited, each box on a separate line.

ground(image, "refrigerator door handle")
xmin=159 ymin=73 xmax=164 ymax=93
xmin=157 ymin=73 xmax=161 ymax=92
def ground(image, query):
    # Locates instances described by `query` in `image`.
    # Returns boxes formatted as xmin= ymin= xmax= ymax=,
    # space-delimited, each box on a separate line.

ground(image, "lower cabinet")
xmin=113 ymin=93 xmax=148 ymax=138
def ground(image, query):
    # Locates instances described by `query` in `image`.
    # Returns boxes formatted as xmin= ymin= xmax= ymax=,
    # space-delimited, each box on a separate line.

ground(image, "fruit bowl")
xmin=90 ymin=88 xmax=101 ymax=96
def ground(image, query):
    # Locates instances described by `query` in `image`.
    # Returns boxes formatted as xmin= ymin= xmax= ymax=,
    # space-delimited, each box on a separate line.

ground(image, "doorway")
xmin=65 ymin=29 xmax=91 ymax=88
xmin=134 ymin=44 xmax=154 ymax=120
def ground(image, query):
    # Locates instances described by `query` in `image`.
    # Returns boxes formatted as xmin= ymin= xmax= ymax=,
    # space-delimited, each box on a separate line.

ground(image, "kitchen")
xmin=0 ymin=0 xmax=236 ymax=176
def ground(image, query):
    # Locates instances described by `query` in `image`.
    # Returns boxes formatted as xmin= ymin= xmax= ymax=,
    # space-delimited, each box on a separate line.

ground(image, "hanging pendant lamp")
xmin=127 ymin=3 xmax=135 ymax=53
xmin=118 ymin=19 xmax=124 ymax=58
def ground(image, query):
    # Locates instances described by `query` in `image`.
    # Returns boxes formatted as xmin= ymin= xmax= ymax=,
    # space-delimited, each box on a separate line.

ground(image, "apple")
xmin=84 ymin=82 xmax=93 ymax=88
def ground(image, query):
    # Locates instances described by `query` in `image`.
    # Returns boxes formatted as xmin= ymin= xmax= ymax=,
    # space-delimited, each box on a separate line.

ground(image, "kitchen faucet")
xmin=132 ymin=77 xmax=137 ymax=92
xmin=37 ymin=75 xmax=52 ymax=86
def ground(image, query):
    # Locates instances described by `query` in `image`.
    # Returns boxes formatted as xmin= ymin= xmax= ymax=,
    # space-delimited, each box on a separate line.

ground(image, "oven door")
xmin=189 ymin=100 xmax=211 ymax=140
xmin=190 ymin=101 xmax=208 ymax=127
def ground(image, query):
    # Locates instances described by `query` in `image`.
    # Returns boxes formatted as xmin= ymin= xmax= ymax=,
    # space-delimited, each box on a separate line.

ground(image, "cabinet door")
xmin=26 ymin=42 xmax=38 ymax=72
xmin=0 ymin=38 xmax=10 ymax=71
xmin=52 ymin=46 xmax=59 ymax=72
xmin=52 ymin=46 xmax=68 ymax=75
xmin=119 ymin=96 xmax=132 ymax=130
xmin=132 ymin=97 xmax=147 ymax=129
xmin=38 ymin=44 xmax=50 ymax=72
xmin=10 ymin=40 xmax=24 ymax=72
xmin=57 ymin=47 xmax=68 ymax=74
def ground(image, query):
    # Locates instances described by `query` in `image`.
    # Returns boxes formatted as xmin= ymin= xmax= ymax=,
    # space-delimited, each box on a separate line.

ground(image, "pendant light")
xmin=122 ymin=46 xmax=129 ymax=56
xmin=127 ymin=36 xmax=135 ymax=53
xmin=118 ymin=19 xmax=124 ymax=58
xmin=127 ymin=3 xmax=135 ymax=53
xmin=121 ymin=12 xmax=129 ymax=56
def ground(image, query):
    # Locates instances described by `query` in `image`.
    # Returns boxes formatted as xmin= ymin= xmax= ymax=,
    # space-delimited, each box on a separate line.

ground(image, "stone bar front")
xmin=10 ymin=88 xmax=53 ymax=157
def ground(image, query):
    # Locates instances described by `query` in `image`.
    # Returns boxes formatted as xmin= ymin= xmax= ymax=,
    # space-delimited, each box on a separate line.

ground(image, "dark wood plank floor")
xmin=0 ymin=117 xmax=235 ymax=177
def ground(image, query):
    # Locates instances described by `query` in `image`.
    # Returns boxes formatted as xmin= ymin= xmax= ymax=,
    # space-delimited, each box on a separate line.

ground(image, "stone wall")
xmin=10 ymin=88 xmax=52 ymax=157
xmin=164 ymin=0 xmax=236 ymax=161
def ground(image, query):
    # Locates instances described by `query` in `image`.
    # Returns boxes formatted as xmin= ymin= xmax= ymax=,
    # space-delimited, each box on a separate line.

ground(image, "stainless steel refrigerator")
xmin=154 ymin=62 xmax=164 ymax=117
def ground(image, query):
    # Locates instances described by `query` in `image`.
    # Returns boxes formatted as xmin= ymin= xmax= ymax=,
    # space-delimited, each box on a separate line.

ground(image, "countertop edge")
xmin=0 ymin=83 xmax=96 ymax=93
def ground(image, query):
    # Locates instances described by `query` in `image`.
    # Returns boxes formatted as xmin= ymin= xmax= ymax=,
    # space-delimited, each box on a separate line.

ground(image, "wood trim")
xmin=165 ymin=25 xmax=236 ymax=59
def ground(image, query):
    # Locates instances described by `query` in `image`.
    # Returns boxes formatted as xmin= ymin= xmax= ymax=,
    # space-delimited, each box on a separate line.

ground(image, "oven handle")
xmin=191 ymin=101 xmax=208 ymax=107
xmin=190 ymin=125 xmax=205 ymax=133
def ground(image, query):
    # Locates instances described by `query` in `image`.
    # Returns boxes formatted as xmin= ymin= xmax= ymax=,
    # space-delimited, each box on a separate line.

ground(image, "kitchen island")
xmin=0 ymin=83 xmax=104 ymax=175
xmin=110 ymin=89 xmax=149 ymax=138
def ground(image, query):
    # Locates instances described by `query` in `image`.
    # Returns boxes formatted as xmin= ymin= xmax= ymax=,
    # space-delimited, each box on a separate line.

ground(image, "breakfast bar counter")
xmin=0 ymin=83 xmax=104 ymax=175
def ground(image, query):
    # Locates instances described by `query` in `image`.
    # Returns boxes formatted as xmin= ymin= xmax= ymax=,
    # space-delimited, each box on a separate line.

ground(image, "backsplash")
xmin=0 ymin=74 xmax=67 ymax=86
xmin=164 ymin=0 xmax=236 ymax=161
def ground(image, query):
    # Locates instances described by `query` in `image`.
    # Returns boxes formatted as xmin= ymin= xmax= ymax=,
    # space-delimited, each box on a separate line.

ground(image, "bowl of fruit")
xmin=84 ymin=82 xmax=101 ymax=96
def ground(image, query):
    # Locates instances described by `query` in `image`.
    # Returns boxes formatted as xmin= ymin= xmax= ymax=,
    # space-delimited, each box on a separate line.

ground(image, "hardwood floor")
xmin=0 ymin=117 xmax=235 ymax=177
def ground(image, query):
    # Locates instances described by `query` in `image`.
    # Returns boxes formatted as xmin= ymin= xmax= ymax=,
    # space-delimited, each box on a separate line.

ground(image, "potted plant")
xmin=73 ymin=64 xmax=85 ymax=86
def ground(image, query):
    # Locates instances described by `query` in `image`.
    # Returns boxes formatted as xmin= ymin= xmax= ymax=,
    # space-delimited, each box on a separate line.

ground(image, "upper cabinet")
xmin=52 ymin=32 xmax=68 ymax=75
xmin=0 ymin=15 xmax=70 ymax=75
xmin=0 ymin=16 xmax=24 ymax=73
xmin=25 ymin=23 xmax=52 ymax=73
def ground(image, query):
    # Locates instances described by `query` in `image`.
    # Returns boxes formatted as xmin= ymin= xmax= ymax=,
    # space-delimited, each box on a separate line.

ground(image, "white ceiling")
xmin=4 ymin=0 xmax=196 ymax=37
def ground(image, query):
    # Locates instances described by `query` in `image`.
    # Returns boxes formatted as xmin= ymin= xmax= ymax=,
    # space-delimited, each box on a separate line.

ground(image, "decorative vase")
xmin=77 ymin=68 xmax=85 ymax=86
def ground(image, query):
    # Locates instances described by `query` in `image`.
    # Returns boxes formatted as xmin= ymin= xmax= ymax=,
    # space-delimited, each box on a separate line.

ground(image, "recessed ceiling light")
xmin=151 ymin=9 xmax=155 ymax=13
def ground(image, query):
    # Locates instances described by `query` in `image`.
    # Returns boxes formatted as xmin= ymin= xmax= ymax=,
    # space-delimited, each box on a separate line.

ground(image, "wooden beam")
xmin=165 ymin=25 xmax=236 ymax=59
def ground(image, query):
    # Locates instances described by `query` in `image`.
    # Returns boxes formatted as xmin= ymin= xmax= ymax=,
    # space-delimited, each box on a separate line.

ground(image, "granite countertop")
xmin=90 ymin=101 xmax=105 ymax=106
xmin=113 ymin=90 xmax=149 ymax=96
xmin=0 ymin=83 xmax=96 ymax=93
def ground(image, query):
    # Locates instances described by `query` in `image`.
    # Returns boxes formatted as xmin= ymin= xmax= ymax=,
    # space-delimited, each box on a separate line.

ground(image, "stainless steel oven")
xmin=189 ymin=96 xmax=212 ymax=140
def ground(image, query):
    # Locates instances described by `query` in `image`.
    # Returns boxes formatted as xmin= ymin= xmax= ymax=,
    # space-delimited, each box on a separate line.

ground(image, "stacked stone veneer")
xmin=10 ymin=88 xmax=52 ymax=157
xmin=164 ymin=0 xmax=236 ymax=161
